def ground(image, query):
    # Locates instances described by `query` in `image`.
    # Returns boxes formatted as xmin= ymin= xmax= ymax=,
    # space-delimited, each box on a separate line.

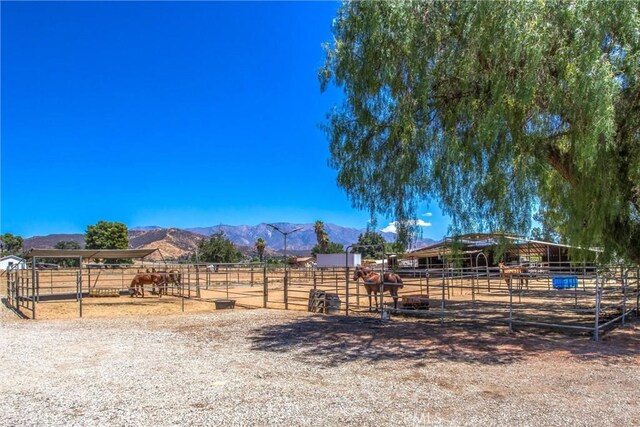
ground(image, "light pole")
xmin=266 ymin=224 xmax=303 ymax=310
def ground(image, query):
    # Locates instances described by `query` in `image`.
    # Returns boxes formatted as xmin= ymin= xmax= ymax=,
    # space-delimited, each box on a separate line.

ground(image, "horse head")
xmin=353 ymin=267 xmax=362 ymax=281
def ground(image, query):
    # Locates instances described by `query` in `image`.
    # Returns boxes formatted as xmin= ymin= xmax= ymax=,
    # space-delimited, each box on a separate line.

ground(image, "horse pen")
xmin=3 ymin=249 xmax=640 ymax=425
xmin=5 ymin=248 xmax=638 ymax=340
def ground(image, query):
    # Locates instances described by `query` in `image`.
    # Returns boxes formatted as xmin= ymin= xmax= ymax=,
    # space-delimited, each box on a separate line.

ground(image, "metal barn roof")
xmin=405 ymin=233 xmax=597 ymax=258
xmin=23 ymin=248 xmax=158 ymax=259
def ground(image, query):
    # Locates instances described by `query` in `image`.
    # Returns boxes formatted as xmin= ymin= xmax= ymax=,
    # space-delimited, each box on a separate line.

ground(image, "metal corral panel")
xmin=316 ymin=253 xmax=361 ymax=268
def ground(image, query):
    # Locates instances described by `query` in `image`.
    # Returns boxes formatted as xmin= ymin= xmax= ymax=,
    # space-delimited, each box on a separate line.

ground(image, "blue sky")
xmin=1 ymin=1 xmax=449 ymax=239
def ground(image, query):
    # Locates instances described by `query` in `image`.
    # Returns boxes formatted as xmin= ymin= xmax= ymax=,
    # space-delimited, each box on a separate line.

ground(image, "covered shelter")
xmin=8 ymin=249 xmax=161 ymax=319
xmin=405 ymin=233 xmax=598 ymax=270
xmin=23 ymin=248 xmax=160 ymax=261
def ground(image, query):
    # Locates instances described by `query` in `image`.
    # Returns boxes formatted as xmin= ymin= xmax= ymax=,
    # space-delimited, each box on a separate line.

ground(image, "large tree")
xmin=321 ymin=1 xmax=640 ymax=263
xmin=0 ymin=233 xmax=23 ymax=255
xmin=85 ymin=221 xmax=130 ymax=264
xmin=311 ymin=220 xmax=344 ymax=255
xmin=255 ymin=238 xmax=266 ymax=262
xmin=313 ymin=220 xmax=329 ymax=253
xmin=197 ymin=231 xmax=242 ymax=264
xmin=41 ymin=240 xmax=83 ymax=268
xmin=356 ymin=230 xmax=387 ymax=259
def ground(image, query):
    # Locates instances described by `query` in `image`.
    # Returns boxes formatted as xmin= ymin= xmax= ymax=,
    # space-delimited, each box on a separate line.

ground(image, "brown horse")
xmin=498 ymin=262 xmax=529 ymax=288
xmin=163 ymin=270 xmax=182 ymax=295
xmin=130 ymin=273 xmax=167 ymax=298
xmin=353 ymin=266 xmax=404 ymax=310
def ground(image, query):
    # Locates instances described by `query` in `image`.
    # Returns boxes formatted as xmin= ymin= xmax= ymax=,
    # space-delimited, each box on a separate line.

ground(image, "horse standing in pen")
xmin=129 ymin=273 xmax=167 ymax=298
xmin=353 ymin=266 xmax=404 ymax=311
xmin=163 ymin=270 xmax=182 ymax=295
xmin=498 ymin=262 xmax=529 ymax=289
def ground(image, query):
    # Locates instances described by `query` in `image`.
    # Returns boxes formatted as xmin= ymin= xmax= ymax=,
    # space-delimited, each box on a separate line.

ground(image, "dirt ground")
xmin=1 ymin=297 xmax=639 ymax=426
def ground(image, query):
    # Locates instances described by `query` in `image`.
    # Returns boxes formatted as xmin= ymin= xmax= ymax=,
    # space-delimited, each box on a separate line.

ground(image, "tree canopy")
xmin=197 ymin=231 xmax=242 ymax=264
xmin=255 ymin=238 xmax=266 ymax=262
xmin=85 ymin=221 xmax=130 ymax=264
xmin=311 ymin=241 xmax=345 ymax=257
xmin=0 ymin=233 xmax=23 ymax=256
xmin=311 ymin=220 xmax=344 ymax=255
xmin=355 ymin=230 xmax=387 ymax=259
xmin=313 ymin=220 xmax=330 ymax=253
xmin=41 ymin=240 xmax=83 ymax=268
xmin=321 ymin=1 xmax=640 ymax=263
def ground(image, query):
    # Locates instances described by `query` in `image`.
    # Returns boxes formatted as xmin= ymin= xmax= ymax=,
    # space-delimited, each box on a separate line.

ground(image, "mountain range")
xmin=22 ymin=223 xmax=435 ymax=260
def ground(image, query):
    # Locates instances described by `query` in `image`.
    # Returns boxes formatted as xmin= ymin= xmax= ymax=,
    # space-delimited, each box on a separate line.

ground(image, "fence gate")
xmin=6 ymin=264 xmax=36 ymax=319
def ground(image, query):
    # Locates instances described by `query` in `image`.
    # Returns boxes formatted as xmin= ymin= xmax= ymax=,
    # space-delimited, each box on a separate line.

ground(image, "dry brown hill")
xmin=128 ymin=228 xmax=203 ymax=261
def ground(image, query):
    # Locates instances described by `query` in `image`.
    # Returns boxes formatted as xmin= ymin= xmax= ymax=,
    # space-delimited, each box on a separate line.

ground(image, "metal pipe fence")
xmin=3 ymin=261 xmax=637 ymax=340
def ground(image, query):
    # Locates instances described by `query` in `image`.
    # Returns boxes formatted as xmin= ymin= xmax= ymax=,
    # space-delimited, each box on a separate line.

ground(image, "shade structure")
xmin=23 ymin=248 xmax=158 ymax=259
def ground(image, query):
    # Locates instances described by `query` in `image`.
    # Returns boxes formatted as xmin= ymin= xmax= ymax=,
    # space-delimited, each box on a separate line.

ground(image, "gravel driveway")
xmin=1 ymin=306 xmax=639 ymax=426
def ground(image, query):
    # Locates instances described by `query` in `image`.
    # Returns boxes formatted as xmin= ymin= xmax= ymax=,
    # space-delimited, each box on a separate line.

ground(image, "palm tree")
xmin=314 ymin=220 xmax=329 ymax=253
xmin=255 ymin=238 xmax=266 ymax=262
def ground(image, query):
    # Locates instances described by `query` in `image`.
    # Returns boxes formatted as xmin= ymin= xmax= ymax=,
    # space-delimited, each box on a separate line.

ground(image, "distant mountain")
xmin=130 ymin=226 xmax=164 ymax=232
xmin=23 ymin=233 xmax=85 ymax=249
xmin=185 ymin=222 xmax=434 ymax=251
xmin=128 ymin=228 xmax=203 ymax=260
xmin=21 ymin=223 xmax=435 ymax=260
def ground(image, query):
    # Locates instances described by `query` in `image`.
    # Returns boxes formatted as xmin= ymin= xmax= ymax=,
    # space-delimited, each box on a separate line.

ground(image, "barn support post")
xmin=31 ymin=257 xmax=37 ymax=319
xmin=621 ymin=269 xmax=627 ymax=327
xmin=15 ymin=273 xmax=20 ymax=313
xmin=195 ymin=265 xmax=201 ymax=299
xmin=345 ymin=267 xmax=350 ymax=316
xmin=284 ymin=268 xmax=289 ymax=310
xmin=594 ymin=273 xmax=601 ymax=341
xmin=425 ymin=270 xmax=429 ymax=298
xmin=77 ymin=271 xmax=83 ymax=318
xmin=546 ymin=246 xmax=551 ymax=290
xmin=187 ymin=265 xmax=190 ymax=298
xmin=263 ymin=272 xmax=268 ymax=308
xmin=636 ymin=267 xmax=639 ymax=319
xmin=508 ymin=275 xmax=513 ymax=333
xmin=440 ymin=276 xmax=445 ymax=326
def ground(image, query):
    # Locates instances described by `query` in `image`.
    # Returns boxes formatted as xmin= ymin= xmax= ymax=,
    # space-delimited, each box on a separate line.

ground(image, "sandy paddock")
xmin=1 ymin=297 xmax=639 ymax=426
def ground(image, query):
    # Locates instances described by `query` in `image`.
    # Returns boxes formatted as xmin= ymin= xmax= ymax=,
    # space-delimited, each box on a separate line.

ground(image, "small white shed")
xmin=0 ymin=255 xmax=26 ymax=270
xmin=316 ymin=253 xmax=362 ymax=268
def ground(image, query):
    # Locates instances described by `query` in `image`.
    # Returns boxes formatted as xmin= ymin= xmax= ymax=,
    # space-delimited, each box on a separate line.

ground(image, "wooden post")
xmin=263 ymin=266 xmax=268 ymax=308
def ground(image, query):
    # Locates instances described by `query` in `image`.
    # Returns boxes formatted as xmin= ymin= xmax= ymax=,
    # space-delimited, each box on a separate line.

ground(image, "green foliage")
xmin=314 ymin=220 xmax=329 ymax=253
xmin=321 ymin=1 xmax=640 ymax=264
xmin=55 ymin=240 xmax=82 ymax=250
xmin=355 ymin=230 xmax=387 ymax=259
xmin=40 ymin=241 xmax=82 ymax=268
xmin=255 ymin=238 xmax=266 ymax=262
xmin=311 ymin=241 xmax=344 ymax=256
xmin=311 ymin=220 xmax=344 ymax=255
xmin=530 ymin=210 xmax=561 ymax=243
xmin=85 ymin=221 xmax=130 ymax=264
xmin=197 ymin=231 xmax=242 ymax=264
xmin=0 ymin=233 xmax=23 ymax=255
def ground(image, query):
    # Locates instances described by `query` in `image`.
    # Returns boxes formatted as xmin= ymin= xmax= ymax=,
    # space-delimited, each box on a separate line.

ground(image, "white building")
xmin=316 ymin=253 xmax=362 ymax=268
xmin=0 ymin=255 xmax=26 ymax=270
